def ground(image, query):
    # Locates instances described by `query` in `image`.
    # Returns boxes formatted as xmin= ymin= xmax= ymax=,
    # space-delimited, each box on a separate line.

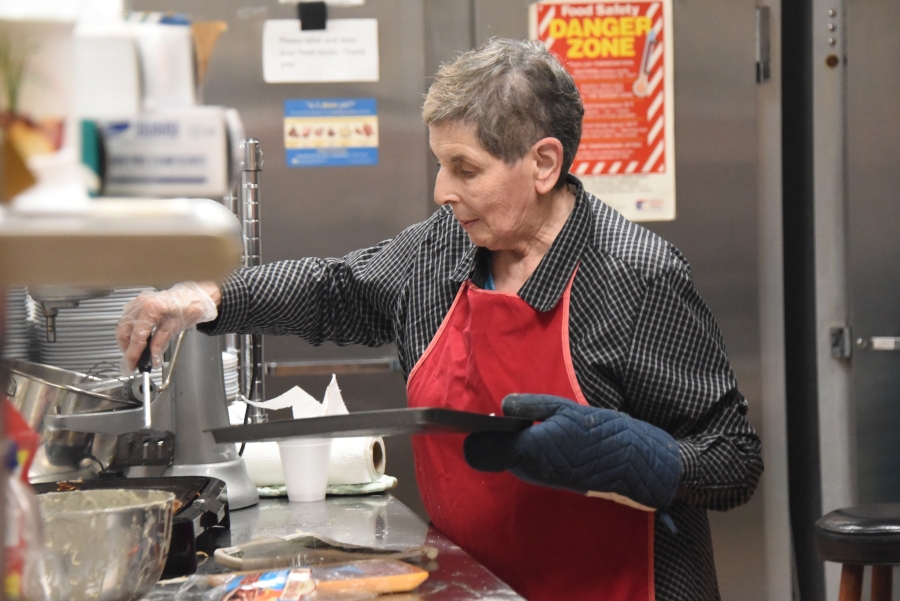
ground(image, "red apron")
xmin=407 ymin=274 xmax=655 ymax=601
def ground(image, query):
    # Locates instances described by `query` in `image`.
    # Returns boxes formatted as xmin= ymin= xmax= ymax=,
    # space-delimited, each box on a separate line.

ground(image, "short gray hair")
xmin=423 ymin=38 xmax=583 ymax=188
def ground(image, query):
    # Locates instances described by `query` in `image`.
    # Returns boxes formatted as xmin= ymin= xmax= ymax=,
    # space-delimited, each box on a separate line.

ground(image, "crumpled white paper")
xmin=243 ymin=373 xmax=348 ymax=418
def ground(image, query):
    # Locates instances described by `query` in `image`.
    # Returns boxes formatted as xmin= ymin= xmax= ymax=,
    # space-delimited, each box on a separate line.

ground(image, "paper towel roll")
xmin=327 ymin=437 xmax=385 ymax=485
xmin=241 ymin=442 xmax=285 ymax=487
xmin=228 ymin=401 xmax=285 ymax=487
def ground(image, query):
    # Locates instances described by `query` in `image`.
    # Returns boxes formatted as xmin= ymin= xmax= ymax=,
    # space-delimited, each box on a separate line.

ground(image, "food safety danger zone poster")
xmin=284 ymin=98 xmax=378 ymax=167
xmin=530 ymin=0 xmax=675 ymax=221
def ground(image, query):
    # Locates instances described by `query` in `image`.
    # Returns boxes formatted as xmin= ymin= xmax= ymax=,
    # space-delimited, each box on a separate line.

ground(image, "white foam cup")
xmin=277 ymin=437 xmax=333 ymax=502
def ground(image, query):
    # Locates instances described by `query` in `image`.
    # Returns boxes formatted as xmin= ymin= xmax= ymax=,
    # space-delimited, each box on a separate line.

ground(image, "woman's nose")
xmin=433 ymin=169 xmax=454 ymax=206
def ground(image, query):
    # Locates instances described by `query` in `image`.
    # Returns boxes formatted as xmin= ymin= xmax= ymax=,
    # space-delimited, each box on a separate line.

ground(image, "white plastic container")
xmin=131 ymin=22 xmax=196 ymax=110
xmin=277 ymin=438 xmax=332 ymax=502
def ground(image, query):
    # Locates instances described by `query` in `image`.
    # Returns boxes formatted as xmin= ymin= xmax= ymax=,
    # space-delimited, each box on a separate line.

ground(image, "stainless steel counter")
xmin=146 ymin=495 xmax=524 ymax=600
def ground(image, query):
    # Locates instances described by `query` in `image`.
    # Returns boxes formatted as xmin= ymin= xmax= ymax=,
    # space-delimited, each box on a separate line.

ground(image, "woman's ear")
xmin=531 ymin=137 xmax=565 ymax=194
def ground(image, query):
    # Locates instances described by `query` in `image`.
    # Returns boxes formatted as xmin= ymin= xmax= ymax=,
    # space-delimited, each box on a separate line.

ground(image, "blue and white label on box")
xmin=284 ymin=98 xmax=378 ymax=167
xmin=101 ymin=107 xmax=229 ymax=197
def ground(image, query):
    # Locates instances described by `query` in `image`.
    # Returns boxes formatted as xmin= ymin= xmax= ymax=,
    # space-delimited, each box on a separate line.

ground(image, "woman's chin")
xmin=461 ymin=224 xmax=503 ymax=250
xmin=464 ymin=232 xmax=492 ymax=249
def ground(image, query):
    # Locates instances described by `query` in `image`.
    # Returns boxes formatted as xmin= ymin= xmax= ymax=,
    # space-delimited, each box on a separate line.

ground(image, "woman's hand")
xmin=463 ymin=394 xmax=683 ymax=512
xmin=116 ymin=281 xmax=220 ymax=371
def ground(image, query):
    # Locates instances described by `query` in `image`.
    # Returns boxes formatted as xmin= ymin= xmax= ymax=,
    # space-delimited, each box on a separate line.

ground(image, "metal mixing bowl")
xmin=38 ymin=489 xmax=175 ymax=601
xmin=2 ymin=360 xmax=138 ymax=432
xmin=1 ymin=359 xmax=138 ymax=479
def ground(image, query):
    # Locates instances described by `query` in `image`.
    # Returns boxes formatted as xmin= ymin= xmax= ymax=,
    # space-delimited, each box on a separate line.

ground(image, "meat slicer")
xmin=9 ymin=139 xmax=270 ymax=510
xmin=39 ymin=326 xmax=259 ymax=509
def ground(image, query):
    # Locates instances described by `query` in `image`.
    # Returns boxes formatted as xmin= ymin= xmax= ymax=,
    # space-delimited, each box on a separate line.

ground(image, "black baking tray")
xmin=208 ymin=407 xmax=532 ymax=444
xmin=33 ymin=476 xmax=219 ymax=515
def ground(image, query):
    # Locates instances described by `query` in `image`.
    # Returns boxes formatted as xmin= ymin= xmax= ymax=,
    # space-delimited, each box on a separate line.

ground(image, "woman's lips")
xmin=460 ymin=218 xmax=478 ymax=228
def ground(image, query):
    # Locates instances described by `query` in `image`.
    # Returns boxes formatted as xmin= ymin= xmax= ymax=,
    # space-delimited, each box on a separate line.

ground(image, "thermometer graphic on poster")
xmin=632 ymin=30 xmax=657 ymax=98
xmin=530 ymin=0 xmax=676 ymax=222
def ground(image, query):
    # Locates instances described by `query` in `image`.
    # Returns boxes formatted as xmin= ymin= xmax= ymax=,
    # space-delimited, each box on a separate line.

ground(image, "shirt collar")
xmin=449 ymin=175 xmax=592 ymax=312
xmin=449 ymin=242 xmax=479 ymax=283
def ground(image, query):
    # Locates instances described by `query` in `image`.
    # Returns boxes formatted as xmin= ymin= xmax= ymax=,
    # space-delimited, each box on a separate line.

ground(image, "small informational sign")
xmin=263 ymin=19 xmax=379 ymax=83
xmin=284 ymin=98 xmax=379 ymax=167
xmin=101 ymin=106 xmax=228 ymax=198
xmin=530 ymin=0 xmax=676 ymax=222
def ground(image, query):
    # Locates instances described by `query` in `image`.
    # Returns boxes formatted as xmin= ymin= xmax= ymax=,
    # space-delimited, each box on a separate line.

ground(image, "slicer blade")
xmin=112 ymin=429 xmax=175 ymax=467
xmin=113 ymin=332 xmax=176 ymax=468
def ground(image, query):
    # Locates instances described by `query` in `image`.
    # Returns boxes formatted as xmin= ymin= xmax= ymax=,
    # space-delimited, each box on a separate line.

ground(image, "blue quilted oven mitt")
xmin=463 ymin=394 xmax=683 ymax=513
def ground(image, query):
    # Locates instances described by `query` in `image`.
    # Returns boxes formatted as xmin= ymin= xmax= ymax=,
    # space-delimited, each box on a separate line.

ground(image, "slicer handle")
xmin=138 ymin=332 xmax=154 ymax=373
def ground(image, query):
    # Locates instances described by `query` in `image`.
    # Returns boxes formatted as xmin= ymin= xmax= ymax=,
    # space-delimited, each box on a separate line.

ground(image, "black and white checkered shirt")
xmin=202 ymin=175 xmax=763 ymax=601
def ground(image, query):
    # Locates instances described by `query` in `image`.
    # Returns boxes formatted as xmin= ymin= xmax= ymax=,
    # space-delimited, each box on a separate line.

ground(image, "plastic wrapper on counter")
xmin=174 ymin=560 xmax=428 ymax=601
xmin=214 ymin=531 xmax=438 ymax=571
xmin=4 ymin=443 xmax=53 ymax=601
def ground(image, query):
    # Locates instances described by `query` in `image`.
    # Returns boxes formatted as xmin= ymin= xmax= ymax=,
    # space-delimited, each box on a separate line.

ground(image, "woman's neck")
xmin=490 ymin=186 xmax=576 ymax=293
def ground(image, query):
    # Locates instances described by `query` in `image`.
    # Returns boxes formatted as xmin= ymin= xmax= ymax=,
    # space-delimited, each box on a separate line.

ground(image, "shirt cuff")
xmin=675 ymin=439 xmax=701 ymax=497
xmin=197 ymin=271 xmax=249 ymax=336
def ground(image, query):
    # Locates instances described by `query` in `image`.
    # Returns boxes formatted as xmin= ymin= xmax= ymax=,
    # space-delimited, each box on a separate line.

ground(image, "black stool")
xmin=815 ymin=504 xmax=900 ymax=601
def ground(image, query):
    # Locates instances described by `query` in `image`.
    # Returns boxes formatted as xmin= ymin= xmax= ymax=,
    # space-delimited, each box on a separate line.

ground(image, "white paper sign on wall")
xmin=263 ymin=18 xmax=379 ymax=83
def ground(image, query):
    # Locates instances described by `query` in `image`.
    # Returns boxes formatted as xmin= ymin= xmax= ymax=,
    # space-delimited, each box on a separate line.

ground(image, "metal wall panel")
xmin=622 ymin=2 xmax=766 ymax=598
xmin=133 ymin=0 xmax=431 ymax=518
xmin=423 ymin=0 xmax=474 ymax=196
xmin=811 ymin=1 xmax=854 ymax=598
xmin=757 ymin=2 xmax=793 ymax=598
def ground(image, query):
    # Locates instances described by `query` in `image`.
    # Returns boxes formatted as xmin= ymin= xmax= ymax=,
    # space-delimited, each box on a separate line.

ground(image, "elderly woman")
xmin=118 ymin=39 xmax=762 ymax=601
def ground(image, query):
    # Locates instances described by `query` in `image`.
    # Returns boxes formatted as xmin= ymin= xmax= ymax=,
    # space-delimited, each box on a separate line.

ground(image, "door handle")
xmin=856 ymin=337 xmax=900 ymax=351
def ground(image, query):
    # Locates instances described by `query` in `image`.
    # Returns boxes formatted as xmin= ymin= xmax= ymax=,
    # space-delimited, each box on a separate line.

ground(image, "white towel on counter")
xmin=229 ymin=375 xmax=387 ymax=487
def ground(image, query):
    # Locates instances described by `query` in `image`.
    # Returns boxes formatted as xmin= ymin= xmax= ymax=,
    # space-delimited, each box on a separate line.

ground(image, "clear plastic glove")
xmin=116 ymin=281 xmax=218 ymax=371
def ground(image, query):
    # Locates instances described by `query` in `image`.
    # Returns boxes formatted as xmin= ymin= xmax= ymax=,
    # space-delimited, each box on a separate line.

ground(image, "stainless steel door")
xmin=846 ymin=0 xmax=900 ymax=505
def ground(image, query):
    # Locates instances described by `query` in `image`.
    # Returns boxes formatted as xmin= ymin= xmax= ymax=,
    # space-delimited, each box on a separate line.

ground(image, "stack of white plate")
xmin=222 ymin=349 xmax=239 ymax=402
xmin=2 ymin=288 xmax=33 ymax=360
xmin=33 ymin=288 xmax=162 ymax=383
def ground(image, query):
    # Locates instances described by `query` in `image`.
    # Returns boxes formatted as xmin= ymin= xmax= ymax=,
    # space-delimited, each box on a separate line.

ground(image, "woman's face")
xmin=430 ymin=121 xmax=538 ymax=251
